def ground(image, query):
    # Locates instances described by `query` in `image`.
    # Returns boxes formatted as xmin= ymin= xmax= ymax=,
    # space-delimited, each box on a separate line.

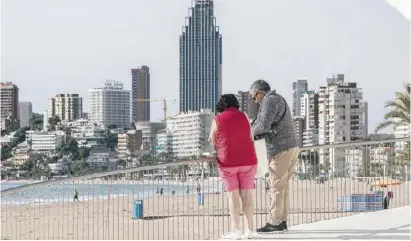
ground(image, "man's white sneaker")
xmin=222 ymin=230 xmax=243 ymax=240
xmin=242 ymin=230 xmax=254 ymax=239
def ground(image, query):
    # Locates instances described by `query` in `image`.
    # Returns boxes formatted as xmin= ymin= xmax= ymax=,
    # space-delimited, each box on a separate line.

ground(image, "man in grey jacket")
xmin=250 ymin=79 xmax=299 ymax=233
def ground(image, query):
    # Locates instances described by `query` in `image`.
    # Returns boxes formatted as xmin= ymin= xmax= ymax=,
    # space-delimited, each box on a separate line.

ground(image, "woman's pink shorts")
xmin=218 ymin=165 xmax=257 ymax=192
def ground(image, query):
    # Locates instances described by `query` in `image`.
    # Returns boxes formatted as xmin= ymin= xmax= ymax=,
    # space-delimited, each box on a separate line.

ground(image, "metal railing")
xmin=1 ymin=138 xmax=410 ymax=240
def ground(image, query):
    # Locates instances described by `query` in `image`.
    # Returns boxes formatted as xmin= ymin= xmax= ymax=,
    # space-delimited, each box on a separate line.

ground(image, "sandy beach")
xmin=1 ymin=179 xmax=410 ymax=240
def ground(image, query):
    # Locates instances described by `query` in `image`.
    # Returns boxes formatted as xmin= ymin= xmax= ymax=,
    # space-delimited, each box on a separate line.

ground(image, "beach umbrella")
xmin=370 ymin=178 xmax=401 ymax=188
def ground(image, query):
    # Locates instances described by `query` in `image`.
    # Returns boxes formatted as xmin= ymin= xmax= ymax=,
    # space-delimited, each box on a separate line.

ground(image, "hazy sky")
xmin=2 ymin=0 xmax=409 ymax=132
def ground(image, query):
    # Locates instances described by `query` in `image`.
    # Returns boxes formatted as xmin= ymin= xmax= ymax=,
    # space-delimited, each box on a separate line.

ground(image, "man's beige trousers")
xmin=268 ymin=147 xmax=299 ymax=225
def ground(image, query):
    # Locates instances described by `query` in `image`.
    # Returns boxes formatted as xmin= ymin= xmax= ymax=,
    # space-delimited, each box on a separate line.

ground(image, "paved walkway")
xmin=253 ymin=206 xmax=411 ymax=240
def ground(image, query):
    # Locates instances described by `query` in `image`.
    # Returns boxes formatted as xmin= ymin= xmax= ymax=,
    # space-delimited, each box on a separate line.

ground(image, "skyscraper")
xmin=179 ymin=0 xmax=222 ymax=113
xmin=292 ymin=79 xmax=308 ymax=117
xmin=19 ymin=102 xmax=33 ymax=128
xmin=132 ymin=66 xmax=150 ymax=122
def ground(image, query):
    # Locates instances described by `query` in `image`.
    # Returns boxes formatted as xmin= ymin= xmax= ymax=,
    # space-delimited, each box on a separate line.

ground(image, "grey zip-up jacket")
xmin=251 ymin=90 xmax=298 ymax=160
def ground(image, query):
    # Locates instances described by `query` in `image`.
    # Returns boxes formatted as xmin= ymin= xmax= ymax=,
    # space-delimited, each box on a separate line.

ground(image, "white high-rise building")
xmin=166 ymin=109 xmax=214 ymax=158
xmin=47 ymin=94 xmax=82 ymax=121
xmin=300 ymin=91 xmax=319 ymax=147
xmin=318 ymin=74 xmax=368 ymax=177
xmin=88 ymin=80 xmax=131 ymax=128
xmin=19 ymin=102 xmax=32 ymax=128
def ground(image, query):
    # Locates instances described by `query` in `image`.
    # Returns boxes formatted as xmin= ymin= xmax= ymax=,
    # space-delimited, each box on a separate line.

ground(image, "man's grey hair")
xmin=249 ymin=79 xmax=271 ymax=94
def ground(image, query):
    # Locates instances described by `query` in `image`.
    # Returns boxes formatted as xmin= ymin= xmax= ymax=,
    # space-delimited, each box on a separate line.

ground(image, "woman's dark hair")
xmin=216 ymin=94 xmax=240 ymax=113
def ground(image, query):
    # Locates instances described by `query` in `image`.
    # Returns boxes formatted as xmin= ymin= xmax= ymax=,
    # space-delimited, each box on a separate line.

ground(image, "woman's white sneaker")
xmin=222 ymin=230 xmax=243 ymax=240
xmin=242 ymin=230 xmax=254 ymax=239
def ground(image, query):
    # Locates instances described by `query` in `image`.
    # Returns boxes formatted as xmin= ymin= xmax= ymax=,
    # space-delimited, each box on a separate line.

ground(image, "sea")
xmin=1 ymin=180 xmax=224 ymax=205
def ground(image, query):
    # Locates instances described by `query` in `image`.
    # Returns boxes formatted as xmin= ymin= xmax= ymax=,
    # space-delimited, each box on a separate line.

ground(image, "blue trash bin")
xmin=133 ymin=200 xmax=144 ymax=219
xmin=198 ymin=193 xmax=204 ymax=206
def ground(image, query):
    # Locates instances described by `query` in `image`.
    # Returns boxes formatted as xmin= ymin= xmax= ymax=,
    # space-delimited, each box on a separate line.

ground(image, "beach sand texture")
xmin=1 ymin=179 xmax=410 ymax=240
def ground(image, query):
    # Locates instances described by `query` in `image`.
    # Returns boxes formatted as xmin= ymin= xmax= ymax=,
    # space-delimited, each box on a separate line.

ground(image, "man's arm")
xmin=208 ymin=119 xmax=217 ymax=146
xmin=252 ymin=95 xmax=280 ymax=137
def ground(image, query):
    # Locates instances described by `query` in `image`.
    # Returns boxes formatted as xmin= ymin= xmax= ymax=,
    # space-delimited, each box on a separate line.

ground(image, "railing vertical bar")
xmin=92 ymin=179 xmax=95 ymax=240
xmin=141 ymin=171 xmax=144 ymax=239
xmin=122 ymin=175 xmax=125 ymax=240
xmin=86 ymin=180 xmax=89 ymax=240
xmin=127 ymin=174 xmax=130 ymax=239
xmin=163 ymin=173 xmax=166 ymax=240
xmin=72 ymin=181 xmax=75 ymax=240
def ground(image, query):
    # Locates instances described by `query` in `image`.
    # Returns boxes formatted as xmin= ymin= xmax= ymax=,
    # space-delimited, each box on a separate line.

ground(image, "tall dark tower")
xmin=179 ymin=0 xmax=222 ymax=113
xmin=132 ymin=65 xmax=150 ymax=121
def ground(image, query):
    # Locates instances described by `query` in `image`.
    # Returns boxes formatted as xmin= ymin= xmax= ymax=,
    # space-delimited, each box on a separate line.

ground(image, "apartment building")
xmin=166 ymin=109 xmax=214 ymax=158
xmin=318 ymin=74 xmax=368 ymax=176
xmin=134 ymin=121 xmax=166 ymax=153
xmin=300 ymin=91 xmax=319 ymax=147
xmin=1 ymin=82 xmax=19 ymax=129
xmin=236 ymin=91 xmax=259 ymax=120
xmin=155 ymin=129 xmax=174 ymax=156
xmin=293 ymin=116 xmax=304 ymax=147
xmin=88 ymin=80 xmax=131 ymax=128
xmin=48 ymin=94 xmax=82 ymax=121
xmin=26 ymin=131 xmax=65 ymax=153
xmin=117 ymin=130 xmax=143 ymax=160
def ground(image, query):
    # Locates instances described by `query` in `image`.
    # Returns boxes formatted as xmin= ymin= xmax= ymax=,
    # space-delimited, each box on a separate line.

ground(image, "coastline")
xmin=1 ymin=179 xmax=410 ymax=239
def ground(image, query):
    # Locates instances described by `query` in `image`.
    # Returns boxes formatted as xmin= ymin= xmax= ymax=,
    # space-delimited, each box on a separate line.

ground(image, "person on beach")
xmin=172 ymin=188 xmax=176 ymax=195
xmin=197 ymin=183 xmax=201 ymax=194
xmin=209 ymin=94 xmax=257 ymax=239
xmin=186 ymin=185 xmax=189 ymax=194
xmin=383 ymin=191 xmax=393 ymax=209
xmin=160 ymin=187 xmax=164 ymax=196
xmin=249 ymin=80 xmax=299 ymax=233
xmin=73 ymin=189 xmax=79 ymax=202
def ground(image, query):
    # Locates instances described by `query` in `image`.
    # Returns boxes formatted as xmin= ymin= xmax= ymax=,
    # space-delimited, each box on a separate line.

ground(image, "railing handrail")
xmin=1 ymin=157 xmax=215 ymax=197
xmin=1 ymin=137 xmax=409 ymax=196
xmin=299 ymin=137 xmax=409 ymax=151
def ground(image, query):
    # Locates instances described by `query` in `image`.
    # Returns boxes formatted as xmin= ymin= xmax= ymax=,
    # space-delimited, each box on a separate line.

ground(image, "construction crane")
xmin=135 ymin=97 xmax=176 ymax=121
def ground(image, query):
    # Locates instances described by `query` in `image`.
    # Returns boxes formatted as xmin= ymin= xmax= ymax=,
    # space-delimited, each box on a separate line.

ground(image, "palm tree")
xmin=375 ymin=83 xmax=410 ymax=132
xmin=375 ymin=83 xmax=410 ymax=167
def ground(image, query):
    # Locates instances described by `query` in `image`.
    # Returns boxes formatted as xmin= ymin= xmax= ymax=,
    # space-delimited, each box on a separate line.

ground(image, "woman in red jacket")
xmin=209 ymin=94 xmax=257 ymax=239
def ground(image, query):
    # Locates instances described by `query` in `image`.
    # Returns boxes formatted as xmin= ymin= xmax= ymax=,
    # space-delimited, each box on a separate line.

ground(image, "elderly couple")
xmin=209 ymin=79 xmax=299 ymax=239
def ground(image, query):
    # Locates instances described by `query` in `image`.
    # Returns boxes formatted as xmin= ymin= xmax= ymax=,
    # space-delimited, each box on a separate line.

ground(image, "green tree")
xmin=375 ymin=83 xmax=410 ymax=132
xmin=61 ymin=139 xmax=79 ymax=158
xmin=1 ymin=146 xmax=12 ymax=161
xmin=105 ymin=132 xmax=118 ymax=151
xmin=107 ymin=124 xmax=117 ymax=129
xmin=70 ymin=160 xmax=88 ymax=176
xmin=375 ymin=83 xmax=410 ymax=165
xmin=48 ymin=115 xmax=61 ymax=131
xmin=118 ymin=159 xmax=127 ymax=168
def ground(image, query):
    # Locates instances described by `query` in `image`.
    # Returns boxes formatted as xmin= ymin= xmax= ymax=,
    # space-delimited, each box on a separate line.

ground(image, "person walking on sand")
xmin=249 ymin=80 xmax=299 ymax=233
xmin=73 ymin=189 xmax=79 ymax=202
xmin=209 ymin=94 xmax=257 ymax=239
